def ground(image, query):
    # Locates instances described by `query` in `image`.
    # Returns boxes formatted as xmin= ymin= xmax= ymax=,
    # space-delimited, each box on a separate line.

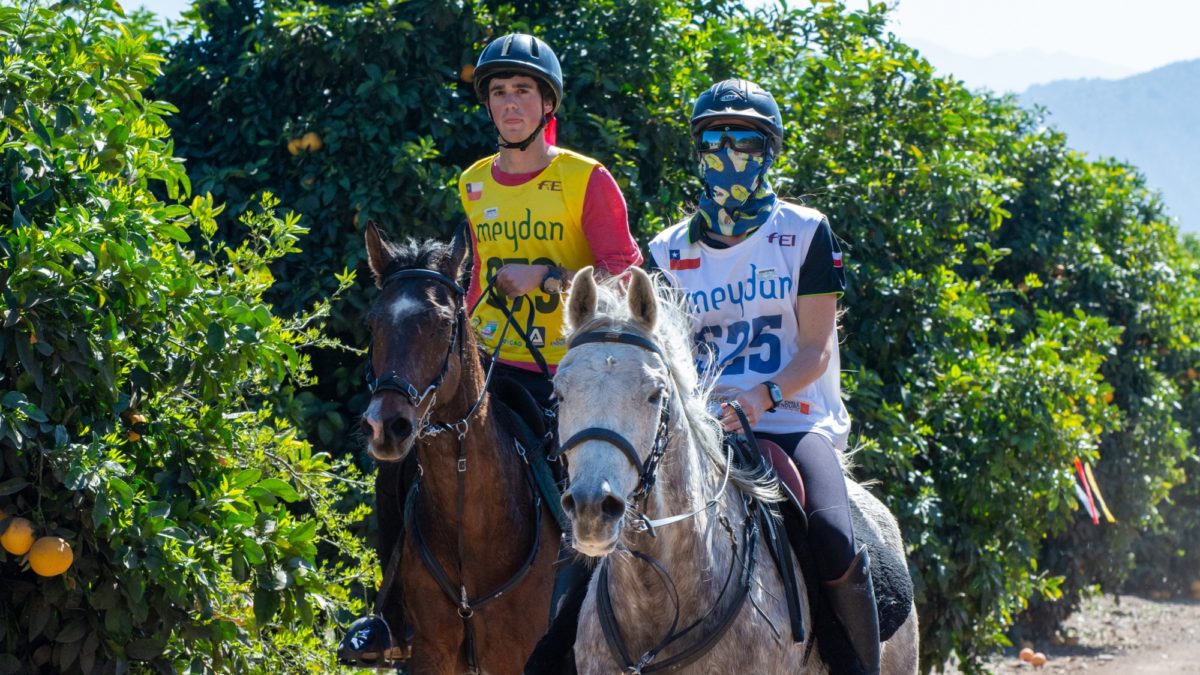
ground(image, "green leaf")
xmin=206 ymin=322 xmax=225 ymax=352
xmin=125 ymin=637 xmax=165 ymax=661
xmin=255 ymin=478 xmax=301 ymax=503
xmin=0 ymin=478 xmax=28 ymax=496
xmin=253 ymin=587 xmax=280 ymax=627
xmin=287 ymin=519 xmax=317 ymax=544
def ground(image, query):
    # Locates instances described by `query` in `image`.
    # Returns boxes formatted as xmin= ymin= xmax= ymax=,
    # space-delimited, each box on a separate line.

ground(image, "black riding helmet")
xmin=473 ymin=33 xmax=564 ymax=113
xmin=690 ymin=79 xmax=783 ymax=155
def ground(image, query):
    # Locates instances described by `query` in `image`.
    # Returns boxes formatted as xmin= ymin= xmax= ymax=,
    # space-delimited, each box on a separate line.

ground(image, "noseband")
xmin=364 ymin=268 xmax=467 ymax=428
xmin=551 ymin=330 xmax=674 ymax=516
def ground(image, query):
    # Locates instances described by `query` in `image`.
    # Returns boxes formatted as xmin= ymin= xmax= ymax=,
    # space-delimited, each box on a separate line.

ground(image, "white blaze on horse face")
xmin=387 ymin=295 xmax=424 ymax=323
xmin=555 ymin=344 xmax=669 ymax=556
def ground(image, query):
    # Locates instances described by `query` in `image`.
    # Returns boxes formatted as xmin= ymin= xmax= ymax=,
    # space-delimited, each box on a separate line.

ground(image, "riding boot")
xmin=821 ymin=546 xmax=881 ymax=675
xmin=523 ymin=549 xmax=590 ymax=675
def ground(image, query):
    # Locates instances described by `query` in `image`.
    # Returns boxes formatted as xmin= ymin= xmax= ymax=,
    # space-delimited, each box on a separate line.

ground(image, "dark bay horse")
xmin=360 ymin=222 xmax=560 ymax=674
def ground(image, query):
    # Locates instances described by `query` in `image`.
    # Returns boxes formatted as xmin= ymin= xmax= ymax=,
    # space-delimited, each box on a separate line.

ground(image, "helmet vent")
xmin=530 ymin=38 xmax=540 ymax=58
xmin=501 ymin=34 xmax=514 ymax=56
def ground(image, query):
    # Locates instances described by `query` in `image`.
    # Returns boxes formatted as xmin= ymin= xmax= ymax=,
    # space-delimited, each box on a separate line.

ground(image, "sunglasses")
xmin=696 ymin=128 xmax=770 ymax=155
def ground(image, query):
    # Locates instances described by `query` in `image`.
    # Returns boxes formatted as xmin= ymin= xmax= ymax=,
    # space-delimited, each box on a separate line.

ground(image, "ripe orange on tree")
xmin=1 ymin=517 xmax=35 ymax=555
xmin=299 ymin=131 xmax=323 ymax=152
xmin=1019 ymin=647 xmax=1034 ymax=662
xmin=28 ymin=536 xmax=74 ymax=577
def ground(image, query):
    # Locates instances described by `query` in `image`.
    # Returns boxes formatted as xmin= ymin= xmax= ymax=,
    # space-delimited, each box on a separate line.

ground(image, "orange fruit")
xmin=1103 ymin=391 xmax=1114 ymax=404
xmin=287 ymin=138 xmax=302 ymax=156
xmin=460 ymin=63 xmax=475 ymax=83
xmin=1190 ymin=580 xmax=1200 ymax=593
xmin=1019 ymin=647 xmax=1034 ymax=662
xmin=1 ymin=517 xmax=35 ymax=555
xmin=300 ymin=131 xmax=323 ymax=152
xmin=28 ymin=536 xmax=73 ymax=577
xmin=1031 ymin=652 xmax=1047 ymax=667
xmin=1188 ymin=368 xmax=1198 ymax=381
xmin=127 ymin=431 xmax=140 ymax=442
xmin=129 ymin=413 xmax=147 ymax=425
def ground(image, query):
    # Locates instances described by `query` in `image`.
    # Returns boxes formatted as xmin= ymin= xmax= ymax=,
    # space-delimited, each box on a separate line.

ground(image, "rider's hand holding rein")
xmin=496 ymin=263 xmax=553 ymax=298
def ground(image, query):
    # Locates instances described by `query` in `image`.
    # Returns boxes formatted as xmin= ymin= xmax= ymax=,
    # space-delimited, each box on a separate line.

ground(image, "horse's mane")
xmin=567 ymin=272 xmax=781 ymax=503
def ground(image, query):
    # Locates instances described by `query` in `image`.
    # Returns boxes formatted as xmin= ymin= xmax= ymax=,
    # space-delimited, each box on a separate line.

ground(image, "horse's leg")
xmin=880 ymin=606 xmax=919 ymax=675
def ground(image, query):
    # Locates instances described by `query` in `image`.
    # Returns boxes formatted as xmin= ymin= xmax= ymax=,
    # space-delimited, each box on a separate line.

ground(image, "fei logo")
xmin=766 ymin=232 xmax=796 ymax=247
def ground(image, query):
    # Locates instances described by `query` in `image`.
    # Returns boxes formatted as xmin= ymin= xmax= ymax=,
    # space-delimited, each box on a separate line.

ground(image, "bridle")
xmin=551 ymin=330 xmax=674 ymax=522
xmin=551 ymin=329 xmax=734 ymax=535
xmin=364 ymin=268 xmax=469 ymax=436
xmin=364 ymin=265 xmax=545 ymax=675
xmin=551 ymin=328 xmax=760 ymax=674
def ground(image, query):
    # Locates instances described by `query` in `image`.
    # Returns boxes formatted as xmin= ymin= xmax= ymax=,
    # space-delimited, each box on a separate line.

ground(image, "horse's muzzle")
xmin=362 ymin=396 xmax=418 ymax=462
xmin=562 ymin=483 xmax=627 ymax=556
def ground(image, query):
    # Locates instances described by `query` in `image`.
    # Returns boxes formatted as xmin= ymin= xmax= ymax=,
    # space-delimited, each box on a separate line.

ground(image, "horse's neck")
xmin=608 ymin=422 xmax=739 ymax=634
xmin=414 ymin=347 xmax=528 ymax=530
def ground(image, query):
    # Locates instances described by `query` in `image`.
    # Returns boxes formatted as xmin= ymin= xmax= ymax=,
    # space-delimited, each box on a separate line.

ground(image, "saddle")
xmin=749 ymin=439 xmax=913 ymax=657
xmin=486 ymin=374 xmax=570 ymax=533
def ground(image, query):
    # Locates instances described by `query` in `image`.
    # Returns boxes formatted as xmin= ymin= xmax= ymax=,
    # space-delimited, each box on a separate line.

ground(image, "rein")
xmin=365 ymin=265 xmax=544 ymax=675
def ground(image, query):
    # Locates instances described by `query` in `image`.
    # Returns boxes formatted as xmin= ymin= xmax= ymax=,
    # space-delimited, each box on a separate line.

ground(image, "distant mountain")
xmin=1020 ymin=59 xmax=1200 ymax=234
xmin=907 ymin=38 xmax=1134 ymax=93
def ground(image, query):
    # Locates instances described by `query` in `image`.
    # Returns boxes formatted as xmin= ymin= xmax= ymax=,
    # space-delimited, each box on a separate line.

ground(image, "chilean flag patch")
xmin=466 ymin=182 xmax=484 ymax=201
xmin=832 ymin=251 xmax=843 ymax=269
xmin=669 ymin=248 xmax=701 ymax=271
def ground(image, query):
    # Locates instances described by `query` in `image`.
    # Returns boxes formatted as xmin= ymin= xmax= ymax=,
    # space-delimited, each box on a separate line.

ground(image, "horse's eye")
xmin=648 ymin=388 xmax=664 ymax=404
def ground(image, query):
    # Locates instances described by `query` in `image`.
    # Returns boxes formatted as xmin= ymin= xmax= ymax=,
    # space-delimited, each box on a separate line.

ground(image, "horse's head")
xmin=361 ymin=221 xmax=470 ymax=463
xmin=554 ymin=267 xmax=676 ymax=557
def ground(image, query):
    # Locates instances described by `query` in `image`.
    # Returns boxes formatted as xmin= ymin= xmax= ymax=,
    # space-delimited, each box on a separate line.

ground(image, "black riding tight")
xmin=756 ymin=431 xmax=857 ymax=582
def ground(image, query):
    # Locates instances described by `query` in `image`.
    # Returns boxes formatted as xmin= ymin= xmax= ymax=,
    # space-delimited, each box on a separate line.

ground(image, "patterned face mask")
xmin=694 ymin=147 xmax=777 ymax=238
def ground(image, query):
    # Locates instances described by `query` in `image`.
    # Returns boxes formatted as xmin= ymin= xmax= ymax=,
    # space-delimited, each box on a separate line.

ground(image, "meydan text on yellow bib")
xmin=458 ymin=148 xmax=598 ymax=368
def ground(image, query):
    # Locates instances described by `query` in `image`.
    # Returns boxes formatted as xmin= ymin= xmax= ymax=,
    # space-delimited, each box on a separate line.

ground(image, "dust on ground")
xmin=946 ymin=593 xmax=1200 ymax=674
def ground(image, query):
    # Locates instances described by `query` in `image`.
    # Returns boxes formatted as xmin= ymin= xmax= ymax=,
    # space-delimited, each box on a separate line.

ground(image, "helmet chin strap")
xmin=497 ymin=114 xmax=548 ymax=152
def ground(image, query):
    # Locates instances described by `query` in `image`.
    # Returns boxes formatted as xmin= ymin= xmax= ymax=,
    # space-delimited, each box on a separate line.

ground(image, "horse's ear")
xmin=446 ymin=220 xmax=471 ymax=282
xmin=627 ymin=267 xmax=657 ymax=330
xmin=568 ymin=266 xmax=598 ymax=329
xmin=365 ymin=220 xmax=393 ymax=288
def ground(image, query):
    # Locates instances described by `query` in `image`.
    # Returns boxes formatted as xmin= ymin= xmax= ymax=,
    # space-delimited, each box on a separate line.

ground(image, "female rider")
xmin=648 ymin=79 xmax=880 ymax=675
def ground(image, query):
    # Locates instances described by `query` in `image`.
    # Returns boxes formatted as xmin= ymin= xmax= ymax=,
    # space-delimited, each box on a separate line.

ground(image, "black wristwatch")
xmin=540 ymin=265 xmax=564 ymax=295
xmin=763 ymin=381 xmax=784 ymax=412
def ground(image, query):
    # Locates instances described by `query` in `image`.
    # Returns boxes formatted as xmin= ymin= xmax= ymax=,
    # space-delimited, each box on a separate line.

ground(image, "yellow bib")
xmin=459 ymin=148 xmax=598 ymax=367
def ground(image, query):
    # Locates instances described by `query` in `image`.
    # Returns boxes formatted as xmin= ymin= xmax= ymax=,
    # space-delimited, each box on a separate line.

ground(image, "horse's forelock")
xmin=378 ymin=238 xmax=455 ymax=280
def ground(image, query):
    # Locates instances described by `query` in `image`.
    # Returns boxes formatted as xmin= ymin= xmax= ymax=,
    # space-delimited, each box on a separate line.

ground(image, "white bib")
xmin=650 ymin=202 xmax=851 ymax=448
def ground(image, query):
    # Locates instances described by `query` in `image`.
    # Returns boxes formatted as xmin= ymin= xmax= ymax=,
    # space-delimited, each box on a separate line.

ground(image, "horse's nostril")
xmin=601 ymin=495 xmax=626 ymax=520
xmin=387 ymin=415 xmax=413 ymax=440
xmin=561 ymin=492 xmax=576 ymax=515
xmin=360 ymin=417 xmax=375 ymax=439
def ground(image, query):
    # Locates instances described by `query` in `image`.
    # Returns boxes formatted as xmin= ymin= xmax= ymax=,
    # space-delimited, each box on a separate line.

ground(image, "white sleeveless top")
xmin=649 ymin=201 xmax=851 ymax=449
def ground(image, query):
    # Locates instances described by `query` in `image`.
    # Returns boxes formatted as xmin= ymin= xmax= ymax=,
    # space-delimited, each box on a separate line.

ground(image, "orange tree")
xmin=152 ymin=0 xmax=1200 ymax=670
xmin=0 ymin=1 xmax=372 ymax=671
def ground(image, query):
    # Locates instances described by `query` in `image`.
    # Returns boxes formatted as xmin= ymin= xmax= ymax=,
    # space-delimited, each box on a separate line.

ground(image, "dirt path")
xmin=950 ymin=594 xmax=1200 ymax=674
